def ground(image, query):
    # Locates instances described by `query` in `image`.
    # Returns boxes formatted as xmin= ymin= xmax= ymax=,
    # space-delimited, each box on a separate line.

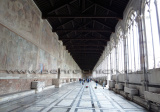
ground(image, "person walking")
xmin=79 ymin=78 xmax=81 ymax=83
xmin=82 ymin=79 xmax=84 ymax=85
xmin=95 ymin=80 xmax=98 ymax=86
xmin=103 ymin=81 xmax=105 ymax=89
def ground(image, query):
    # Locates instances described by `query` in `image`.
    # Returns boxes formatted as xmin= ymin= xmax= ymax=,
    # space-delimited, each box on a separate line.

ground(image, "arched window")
xmin=126 ymin=11 xmax=141 ymax=72
xmin=144 ymin=0 xmax=160 ymax=69
xmin=116 ymin=29 xmax=125 ymax=73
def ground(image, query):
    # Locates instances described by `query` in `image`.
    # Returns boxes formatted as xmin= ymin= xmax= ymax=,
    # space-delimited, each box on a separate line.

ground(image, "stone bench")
xmin=70 ymin=79 xmax=73 ymax=83
xmin=52 ymin=79 xmax=62 ymax=88
xmin=66 ymin=79 xmax=70 ymax=83
xmin=124 ymin=87 xmax=138 ymax=95
xmin=144 ymin=91 xmax=160 ymax=104
xmin=109 ymin=80 xmax=116 ymax=88
xmin=115 ymin=83 xmax=124 ymax=90
xmin=73 ymin=79 xmax=77 ymax=82
xmin=31 ymin=81 xmax=45 ymax=93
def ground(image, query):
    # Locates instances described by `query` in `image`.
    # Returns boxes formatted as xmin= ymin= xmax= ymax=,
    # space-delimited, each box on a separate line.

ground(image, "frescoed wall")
xmin=0 ymin=0 xmax=81 ymax=95
xmin=0 ymin=0 xmax=41 ymax=45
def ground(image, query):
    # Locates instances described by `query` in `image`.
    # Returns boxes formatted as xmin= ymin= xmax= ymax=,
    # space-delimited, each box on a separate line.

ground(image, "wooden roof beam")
xmin=44 ymin=15 xmax=120 ymax=19
xmin=61 ymin=38 xmax=109 ymax=41
xmin=53 ymin=29 xmax=113 ymax=32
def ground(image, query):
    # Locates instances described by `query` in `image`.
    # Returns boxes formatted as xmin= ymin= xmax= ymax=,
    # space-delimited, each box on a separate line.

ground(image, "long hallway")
xmin=0 ymin=82 xmax=148 ymax=112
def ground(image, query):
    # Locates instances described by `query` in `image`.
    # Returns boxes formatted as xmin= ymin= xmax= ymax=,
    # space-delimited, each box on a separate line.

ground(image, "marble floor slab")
xmin=0 ymin=82 xmax=148 ymax=112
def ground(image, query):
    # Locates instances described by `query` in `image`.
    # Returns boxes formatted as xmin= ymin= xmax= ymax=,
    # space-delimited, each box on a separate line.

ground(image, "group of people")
xmin=79 ymin=79 xmax=106 ymax=89
xmin=79 ymin=78 xmax=91 ymax=85
xmin=95 ymin=80 xmax=106 ymax=89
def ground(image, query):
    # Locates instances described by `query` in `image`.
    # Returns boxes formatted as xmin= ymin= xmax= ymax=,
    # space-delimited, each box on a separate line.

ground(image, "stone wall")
xmin=0 ymin=79 xmax=52 ymax=95
xmin=0 ymin=0 xmax=82 ymax=95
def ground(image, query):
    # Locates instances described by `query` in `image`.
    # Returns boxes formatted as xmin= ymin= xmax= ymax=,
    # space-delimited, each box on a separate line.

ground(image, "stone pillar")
xmin=66 ymin=79 xmax=70 ymax=83
xmin=73 ymin=78 xmax=77 ymax=82
xmin=124 ymin=35 xmax=129 ymax=87
xmin=58 ymin=68 xmax=60 ymax=79
xmin=110 ymin=52 xmax=112 ymax=78
xmin=52 ymin=68 xmax=62 ymax=88
xmin=70 ymin=79 xmax=73 ymax=82
xmin=52 ymin=79 xmax=62 ymax=88
xmin=115 ymin=45 xmax=118 ymax=84
xmin=138 ymin=15 xmax=149 ymax=91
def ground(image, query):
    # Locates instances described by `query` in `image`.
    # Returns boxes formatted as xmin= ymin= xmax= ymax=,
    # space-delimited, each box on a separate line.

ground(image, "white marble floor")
xmin=0 ymin=82 xmax=148 ymax=112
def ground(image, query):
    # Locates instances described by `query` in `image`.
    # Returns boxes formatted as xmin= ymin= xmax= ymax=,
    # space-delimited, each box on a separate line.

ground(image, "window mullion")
xmin=154 ymin=0 xmax=160 ymax=50
xmin=122 ymin=41 xmax=124 ymax=72
xmin=120 ymin=42 xmax=122 ymax=72
xmin=136 ymin=23 xmax=141 ymax=70
xmin=132 ymin=22 xmax=137 ymax=72
xmin=129 ymin=28 xmax=133 ymax=72
xmin=149 ymin=8 xmax=156 ymax=68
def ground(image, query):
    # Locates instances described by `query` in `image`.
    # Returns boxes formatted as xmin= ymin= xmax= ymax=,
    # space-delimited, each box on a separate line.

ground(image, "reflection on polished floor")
xmin=0 ymin=82 xmax=148 ymax=112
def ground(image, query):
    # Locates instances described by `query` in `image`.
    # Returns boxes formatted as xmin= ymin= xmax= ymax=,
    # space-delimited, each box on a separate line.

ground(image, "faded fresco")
xmin=38 ymin=49 xmax=57 ymax=72
xmin=0 ymin=0 xmax=42 ymax=44
xmin=0 ymin=0 xmax=61 ymax=59
xmin=41 ymin=21 xmax=53 ymax=54
xmin=52 ymin=33 xmax=60 ymax=58
xmin=0 ymin=24 xmax=38 ymax=70
xmin=0 ymin=25 xmax=7 ymax=70
xmin=41 ymin=21 xmax=60 ymax=59
xmin=0 ymin=0 xmax=81 ymax=96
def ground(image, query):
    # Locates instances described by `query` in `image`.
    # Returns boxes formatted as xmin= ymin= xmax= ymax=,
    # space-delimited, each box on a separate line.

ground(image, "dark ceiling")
xmin=33 ymin=0 xmax=129 ymax=70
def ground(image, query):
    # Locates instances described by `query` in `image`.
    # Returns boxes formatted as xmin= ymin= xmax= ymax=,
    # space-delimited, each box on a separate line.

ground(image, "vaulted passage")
xmin=0 ymin=0 xmax=160 ymax=112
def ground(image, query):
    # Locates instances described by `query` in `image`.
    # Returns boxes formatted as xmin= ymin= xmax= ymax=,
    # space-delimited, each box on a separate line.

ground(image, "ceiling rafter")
xmin=33 ymin=0 xmax=129 ymax=70
xmin=44 ymin=15 xmax=120 ymax=19
xmin=67 ymin=44 xmax=105 ymax=47
xmin=88 ymin=0 xmax=122 ymax=16
xmin=66 ymin=45 xmax=104 ymax=49
xmin=82 ymin=4 xmax=95 ymax=13
xmin=57 ymin=21 xmax=93 ymax=36
xmin=71 ymin=52 xmax=101 ymax=54
xmin=56 ymin=18 xmax=75 ymax=29
xmin=59 ymin=23 xmax=111 ymax=39
xmin=54 ymin=29 xmax=113 ymax=32
xmin=69 ymin=49 xmax=103 ymax=51
xmin=47 ymin=0 xmax=76 ymax=15
xmin=49 ymin=0 xmax=55 ymax=7
xmin=94 ymin=20 xmax=112 ymax=29
xmin=61 ymin=38 xmax=109 ymax=41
